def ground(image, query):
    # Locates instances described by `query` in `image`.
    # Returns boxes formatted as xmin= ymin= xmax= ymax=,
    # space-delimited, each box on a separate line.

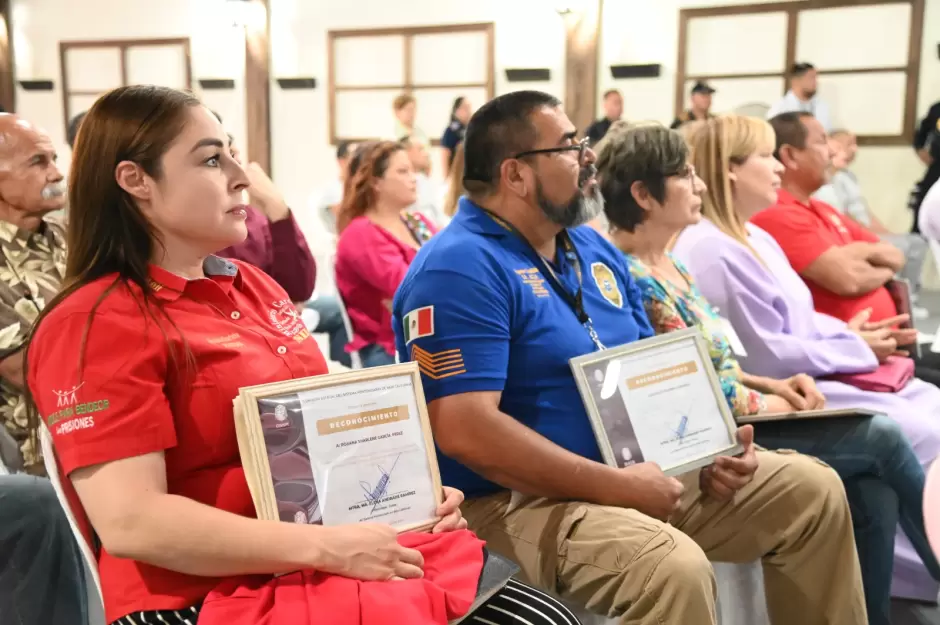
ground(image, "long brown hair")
xmin=443 ymin=143 xmax=465 ymax=218
xmin=336 ymin=140 xmax=405 ymax=233
xmin=24 ymin=85 xmax=203 ymax=450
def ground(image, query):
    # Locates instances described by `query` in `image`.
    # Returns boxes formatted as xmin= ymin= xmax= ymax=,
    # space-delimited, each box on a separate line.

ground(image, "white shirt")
xmin=312 ymin=179 xmax=343 ymax=234
xmin=393 ymin=121 xmax=430 ymax=148
xmin=767 ymin=90 xmax=832 ymax=132
xmin=813 ymin=170 xmax=869 ymax=225
xmin=918 ymin=179 xmax=940 ymax=241
xmin=410 ymin=174 xmax=447 ymax=227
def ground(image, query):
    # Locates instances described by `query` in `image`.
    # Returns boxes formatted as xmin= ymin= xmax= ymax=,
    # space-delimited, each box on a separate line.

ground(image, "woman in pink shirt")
xmin=336 ymin=141 xmax=437 ymax=367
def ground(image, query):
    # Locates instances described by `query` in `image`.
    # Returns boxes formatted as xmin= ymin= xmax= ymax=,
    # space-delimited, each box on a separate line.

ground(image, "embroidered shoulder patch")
xmin=591 ymin=262 xmax=623 ymax=308
xmin=403 ymin=306 xmax=434 ymax=344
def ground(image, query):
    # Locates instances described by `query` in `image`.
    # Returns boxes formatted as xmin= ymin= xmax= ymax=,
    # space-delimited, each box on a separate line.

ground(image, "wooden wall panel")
xmin=0 ymin=0 xmax=13 ymax=113
xmin=563 ymin=0 xmax=602 ymax=136
xmin=244 ymin=0 xmax=271 ymax=173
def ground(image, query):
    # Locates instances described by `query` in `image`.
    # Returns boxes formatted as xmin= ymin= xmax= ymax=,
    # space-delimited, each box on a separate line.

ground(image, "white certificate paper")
xmin=616 ymin=340 xmax=736 ymax=470
xmin=297 ymin=374 xmax=438 ymax=528
xmin=571 ymin=329 xmax=742 ymax=476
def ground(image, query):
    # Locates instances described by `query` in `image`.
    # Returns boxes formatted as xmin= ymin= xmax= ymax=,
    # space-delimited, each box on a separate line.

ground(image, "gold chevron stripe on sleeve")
xmin=411 ymin=345 xmax=467 ymax=379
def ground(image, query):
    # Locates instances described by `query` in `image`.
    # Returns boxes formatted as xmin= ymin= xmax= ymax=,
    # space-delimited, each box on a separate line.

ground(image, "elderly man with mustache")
xmin=0 ymin=113 xmax=86 ymax=625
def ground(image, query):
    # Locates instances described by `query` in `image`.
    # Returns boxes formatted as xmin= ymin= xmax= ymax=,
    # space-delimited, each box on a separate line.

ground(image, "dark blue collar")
xmin=454 ymin=197 xmax=513 ymax=238
xmin=455 ymin=197 xmax=580 ymax=272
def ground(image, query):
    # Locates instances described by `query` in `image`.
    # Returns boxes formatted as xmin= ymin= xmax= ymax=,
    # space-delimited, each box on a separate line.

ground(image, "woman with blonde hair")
xmin=667 ymin=115 xmax=940 ymax=617
xmin=335 ymin=140 xmax=438 ymax=367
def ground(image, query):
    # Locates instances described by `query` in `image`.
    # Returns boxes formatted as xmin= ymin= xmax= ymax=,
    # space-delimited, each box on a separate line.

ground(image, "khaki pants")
xmin=461 ymin=450 xmax=867 ymax=625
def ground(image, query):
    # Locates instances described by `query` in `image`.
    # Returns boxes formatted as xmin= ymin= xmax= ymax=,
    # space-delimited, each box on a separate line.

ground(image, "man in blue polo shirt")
xmin=393 ymin=91 xmax=865 ymax=624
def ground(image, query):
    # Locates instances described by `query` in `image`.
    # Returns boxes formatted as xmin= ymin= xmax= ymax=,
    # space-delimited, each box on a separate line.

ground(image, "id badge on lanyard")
xmin=484 ymin=210 xmax=606 ymax=352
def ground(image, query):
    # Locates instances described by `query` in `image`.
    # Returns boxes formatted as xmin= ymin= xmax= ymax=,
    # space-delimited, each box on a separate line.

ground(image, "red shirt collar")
xmin=148 ymin=255 xmax=241 ymax=301
xmin=776 ymin=188 xmax=821 ymax=212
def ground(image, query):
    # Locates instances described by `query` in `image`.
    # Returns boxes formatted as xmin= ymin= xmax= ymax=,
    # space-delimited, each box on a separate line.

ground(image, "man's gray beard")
xmin=537 ymin=182 xmax=605 ymax=229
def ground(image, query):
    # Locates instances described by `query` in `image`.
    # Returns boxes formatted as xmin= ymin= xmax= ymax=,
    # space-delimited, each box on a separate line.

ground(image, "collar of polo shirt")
xmin=148 ymin=255 xmax=242 ymax=301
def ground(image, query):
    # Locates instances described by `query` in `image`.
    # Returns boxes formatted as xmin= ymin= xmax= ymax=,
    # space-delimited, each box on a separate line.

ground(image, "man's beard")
xmin=536 ymin=165 xmax=605 ymax=228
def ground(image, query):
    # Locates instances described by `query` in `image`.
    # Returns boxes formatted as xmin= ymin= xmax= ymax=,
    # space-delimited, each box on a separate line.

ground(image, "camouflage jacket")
xmin=0 ymin=217 xmax=66 ymax=472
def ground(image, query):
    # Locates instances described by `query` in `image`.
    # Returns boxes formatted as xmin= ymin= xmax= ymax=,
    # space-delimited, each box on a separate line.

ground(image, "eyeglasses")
xmin=513 ymin=137 xmax=591 ymax=165
xmin=671 ymin=164 xmax=697 ymax=186
xmin=463 ymin=137 xmax=591 ymax=183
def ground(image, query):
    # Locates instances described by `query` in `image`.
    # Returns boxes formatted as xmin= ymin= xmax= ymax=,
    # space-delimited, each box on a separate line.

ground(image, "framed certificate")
xmin=570 ymin=328 xmax=743 ymax=476
xmin=233 ymin=362 xmax=443 ymax=532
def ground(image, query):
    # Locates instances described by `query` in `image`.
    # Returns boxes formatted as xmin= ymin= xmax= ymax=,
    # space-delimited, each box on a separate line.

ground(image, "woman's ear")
xmin=115 ymin=161 xmax=152 ymax=202
xmin=629 ymin=180 xmax=653 ymax=211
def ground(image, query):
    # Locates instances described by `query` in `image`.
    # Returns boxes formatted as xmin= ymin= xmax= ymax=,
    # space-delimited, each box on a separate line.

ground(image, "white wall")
xmin=268 ymin=0 xmax=566 ymax=216
xmin=12 ymin=0 xmax=940 ymax=236
xmin=11 ymin=0 xmax=569 ymax=292
xmin=13 ymin=0 xmax=248 ymax=177
xmin=599 ymin=0 xmax=940 ymax=232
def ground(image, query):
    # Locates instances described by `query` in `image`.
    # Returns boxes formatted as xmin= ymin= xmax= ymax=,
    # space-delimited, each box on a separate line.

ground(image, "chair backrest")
xmin=40 ymin=423 xmax=106 ymax=624
xmin=326 ymin=254 xmax=363 ymax=369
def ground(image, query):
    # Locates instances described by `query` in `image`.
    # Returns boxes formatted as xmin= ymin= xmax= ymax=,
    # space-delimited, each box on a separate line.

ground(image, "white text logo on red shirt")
xmin=47 ymin=382 xmax=110 ymax=435
xmin=53 ymin=382 xmax=84 ymax=408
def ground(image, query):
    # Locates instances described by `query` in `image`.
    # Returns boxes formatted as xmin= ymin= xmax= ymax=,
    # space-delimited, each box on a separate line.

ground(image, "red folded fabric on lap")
xmin=198 ymin=529 xmax=485 ymax=625
xmin=826 ymin=355 xmax=915 ymax=393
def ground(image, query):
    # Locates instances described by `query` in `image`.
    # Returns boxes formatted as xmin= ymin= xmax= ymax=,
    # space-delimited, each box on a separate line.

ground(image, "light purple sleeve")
xmin=678 ymin=233 xmax=878 ymax=379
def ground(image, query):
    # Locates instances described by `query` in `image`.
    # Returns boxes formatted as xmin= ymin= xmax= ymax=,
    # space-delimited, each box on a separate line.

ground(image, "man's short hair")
xmin=789 ymin=62 xmax=816 ymax=77
xmin=769 ymin=111 xmax=815 ymax=160
xmin=462 ymin=90 xmax=562 ymax=194
xmin=393 ymin=94 xmax=416 ymax=111
xmin=829 ymin=128 xmax=853 ymax=141
xmin=67 ymin=111 xmax=87 ymax=150
xmin=603 ymin=89 xmax=621 ymax=99
xmin=336 ymin=140 xmax=354 ymax=160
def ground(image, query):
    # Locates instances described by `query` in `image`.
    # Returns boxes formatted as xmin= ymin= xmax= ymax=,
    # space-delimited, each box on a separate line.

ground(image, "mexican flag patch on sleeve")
xmin=403 ymin=306 xmax=434 ymax=344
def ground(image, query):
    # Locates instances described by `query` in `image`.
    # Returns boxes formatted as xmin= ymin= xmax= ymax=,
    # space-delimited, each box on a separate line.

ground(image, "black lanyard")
xmin=483 ymin=210 xmax=606 ymax=351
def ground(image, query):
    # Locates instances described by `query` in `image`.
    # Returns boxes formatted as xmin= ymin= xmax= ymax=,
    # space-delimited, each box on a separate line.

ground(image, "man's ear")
xmin=777 ymin=145 xmax=799 ymax=171
xmin=115 ymin=161 xmax=152 ymax=201
xmin=500 ymin=159 xmax=529 ymax=198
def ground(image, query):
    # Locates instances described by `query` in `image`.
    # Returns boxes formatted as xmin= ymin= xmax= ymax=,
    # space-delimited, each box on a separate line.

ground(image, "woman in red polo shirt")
xmin=335 ymin=141 xmax=438 ymax=368
xmin=24 ymin=86 xmax=579 ymax=625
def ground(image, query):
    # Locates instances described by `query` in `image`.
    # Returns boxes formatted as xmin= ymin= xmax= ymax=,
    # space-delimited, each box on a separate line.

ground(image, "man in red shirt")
xmin=752 ymin=112 xmax=905 ymax=325
xmin=751 ymin=113 xmax=940 ymax=385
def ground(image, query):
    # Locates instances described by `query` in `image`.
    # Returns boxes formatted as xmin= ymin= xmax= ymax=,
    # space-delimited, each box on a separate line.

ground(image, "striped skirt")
xmin=112 ymin=579 xmax=582 ymax=625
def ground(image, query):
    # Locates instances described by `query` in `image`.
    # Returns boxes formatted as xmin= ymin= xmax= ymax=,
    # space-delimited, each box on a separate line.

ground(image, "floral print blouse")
xmin=627 ymin=254 xmax=766 ymax=417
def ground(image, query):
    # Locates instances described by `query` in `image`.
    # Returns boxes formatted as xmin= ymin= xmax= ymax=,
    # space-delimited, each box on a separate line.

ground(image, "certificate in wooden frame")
xmin=233 ymin=362 xmax=443 ymax=533
xmin=570 ymin=328 xmax=742 ymax=477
